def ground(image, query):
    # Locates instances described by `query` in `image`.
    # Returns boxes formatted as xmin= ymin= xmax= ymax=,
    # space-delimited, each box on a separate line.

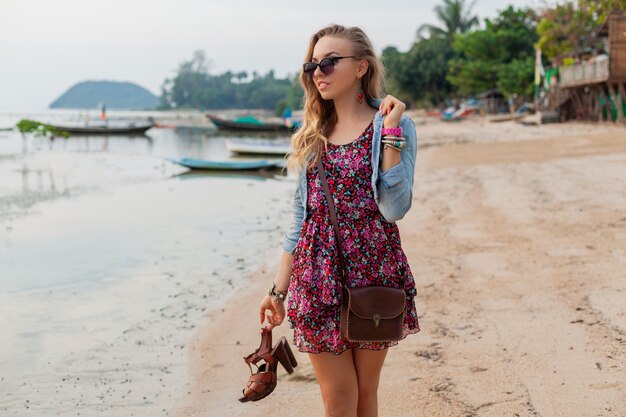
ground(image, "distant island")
xmin=49 ymin=80 xmax=160 ymax=110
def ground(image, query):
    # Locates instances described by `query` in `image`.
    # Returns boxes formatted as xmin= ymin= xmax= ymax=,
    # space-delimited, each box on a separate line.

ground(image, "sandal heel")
xmin=272 ymin=337 xmax=298 ymax=374
xmin=284 ymin=339 xmax=298 ymax=369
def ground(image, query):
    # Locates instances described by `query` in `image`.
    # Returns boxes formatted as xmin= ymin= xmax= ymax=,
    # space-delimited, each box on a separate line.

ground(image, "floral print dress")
xmin=286 ymin=119 xmax=421 ymax=354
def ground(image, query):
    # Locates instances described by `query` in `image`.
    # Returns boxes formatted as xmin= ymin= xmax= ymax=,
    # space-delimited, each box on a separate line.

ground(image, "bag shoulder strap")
xmin=315 ymin=153 xmax=347 ymax=288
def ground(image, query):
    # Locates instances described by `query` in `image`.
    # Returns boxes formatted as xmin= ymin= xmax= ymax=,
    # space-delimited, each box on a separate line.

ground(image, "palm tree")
xmin=417 ymin=0 xmax=480 ymax=41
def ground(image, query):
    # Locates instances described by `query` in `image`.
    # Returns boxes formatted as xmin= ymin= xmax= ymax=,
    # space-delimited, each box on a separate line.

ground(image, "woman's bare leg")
xmin=353 ymin=348 xmax=388 ymax=417
xmin=308 ymin=349 xmax=359 ymax=417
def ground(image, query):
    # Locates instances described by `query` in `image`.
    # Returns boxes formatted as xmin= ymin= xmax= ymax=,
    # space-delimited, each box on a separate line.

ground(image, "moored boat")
xmin=46 ymin=122 xmax=153 ymax=135
xmin=165 ymin=157 xmax=281 ymax=170
xmin=206 ymin=113 xmax=297 ymax=133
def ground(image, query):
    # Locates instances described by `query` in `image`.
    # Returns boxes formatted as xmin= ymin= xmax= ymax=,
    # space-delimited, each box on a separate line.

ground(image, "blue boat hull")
xmin=165 ymin=157 xmax=280 ymax=170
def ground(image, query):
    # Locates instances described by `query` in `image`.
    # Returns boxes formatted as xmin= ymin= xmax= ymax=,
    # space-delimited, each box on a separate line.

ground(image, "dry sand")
xmin=171 ymin=118 xmax=626 ymax=417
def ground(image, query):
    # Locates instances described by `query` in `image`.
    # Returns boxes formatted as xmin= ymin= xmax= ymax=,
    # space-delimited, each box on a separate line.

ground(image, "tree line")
xmin=158 ymin=50 xmax=301 ymax=115
xmin=158 ymin=0 xmax=625 ymax=112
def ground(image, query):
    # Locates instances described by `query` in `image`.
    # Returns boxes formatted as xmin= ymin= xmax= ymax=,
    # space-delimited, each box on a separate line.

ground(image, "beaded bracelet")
xmin=381 ymin=127 xmax=403 ymax=137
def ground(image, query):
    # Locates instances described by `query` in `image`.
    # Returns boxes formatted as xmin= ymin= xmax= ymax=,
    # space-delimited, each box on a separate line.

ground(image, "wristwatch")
xmin=268 ymin=282 xmax=288 ymax=303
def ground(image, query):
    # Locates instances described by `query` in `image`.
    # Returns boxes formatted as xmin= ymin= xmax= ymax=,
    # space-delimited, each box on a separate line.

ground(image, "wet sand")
xmin=171 ymin=118 xmax=626 ymax=417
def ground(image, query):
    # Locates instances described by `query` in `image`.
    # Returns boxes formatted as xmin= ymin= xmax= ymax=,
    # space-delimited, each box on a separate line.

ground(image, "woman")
xmin=259 ymin=24 xmax=420 ymax=417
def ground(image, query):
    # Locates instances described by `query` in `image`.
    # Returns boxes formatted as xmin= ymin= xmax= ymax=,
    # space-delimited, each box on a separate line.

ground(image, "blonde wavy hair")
xmin=284 ymin=24 xmax=386 ymax=177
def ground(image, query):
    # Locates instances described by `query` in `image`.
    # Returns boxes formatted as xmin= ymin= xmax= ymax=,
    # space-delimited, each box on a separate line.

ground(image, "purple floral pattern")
xmin=287 ymin=119 xmax=421 ymax=354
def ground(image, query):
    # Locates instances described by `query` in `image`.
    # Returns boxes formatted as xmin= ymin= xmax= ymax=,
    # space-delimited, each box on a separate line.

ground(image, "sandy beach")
xmin=1 ymin=116 xmax=625 ymax=417
xmin=170 ymin=117 xmax=626 ymax=417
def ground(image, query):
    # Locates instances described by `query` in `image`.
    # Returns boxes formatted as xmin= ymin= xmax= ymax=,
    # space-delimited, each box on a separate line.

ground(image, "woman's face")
xmin=309 ymin=36 xmax=366 ymax=101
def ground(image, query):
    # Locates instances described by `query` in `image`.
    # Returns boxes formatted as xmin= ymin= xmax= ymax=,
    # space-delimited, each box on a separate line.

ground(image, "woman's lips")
xmin=318 ymin=82 xmax=330 ymax=90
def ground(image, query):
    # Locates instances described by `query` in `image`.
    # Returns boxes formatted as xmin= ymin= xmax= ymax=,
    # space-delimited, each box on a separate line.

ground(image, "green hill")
xmin=50 ymin=80 xmax=160 ymax=109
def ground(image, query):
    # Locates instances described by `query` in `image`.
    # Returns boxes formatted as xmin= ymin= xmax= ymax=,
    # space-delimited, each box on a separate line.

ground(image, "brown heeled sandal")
xmin=238 ymin=326 xmax=298 ymax=403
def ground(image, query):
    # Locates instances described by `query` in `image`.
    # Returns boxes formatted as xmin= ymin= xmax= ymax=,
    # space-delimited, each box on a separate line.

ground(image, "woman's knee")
xmin=321 ymin=386 xmax=358 ymax=416
xmin=357 ymin=383 xmax=378 ymax=403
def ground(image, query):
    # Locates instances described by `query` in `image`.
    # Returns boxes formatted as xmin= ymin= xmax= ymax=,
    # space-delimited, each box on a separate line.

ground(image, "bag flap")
xmin=346 ymin=286 xmax=405 ymax=319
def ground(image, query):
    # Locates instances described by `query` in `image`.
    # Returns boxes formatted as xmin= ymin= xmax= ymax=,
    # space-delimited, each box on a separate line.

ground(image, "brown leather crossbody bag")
xmin=315 ymin=153 xmax=406 ymax=342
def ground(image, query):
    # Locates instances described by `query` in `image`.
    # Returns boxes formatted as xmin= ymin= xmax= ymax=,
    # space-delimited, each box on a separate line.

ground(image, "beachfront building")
xmin=540 ymin=9 xmax=626 ymax=124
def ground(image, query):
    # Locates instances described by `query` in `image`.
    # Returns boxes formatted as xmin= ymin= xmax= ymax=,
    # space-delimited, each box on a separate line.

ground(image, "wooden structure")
xmin=543 ymin=10 xmax=626 ymax=123
xmin=476 ymin=89 xmax=508 ymax=114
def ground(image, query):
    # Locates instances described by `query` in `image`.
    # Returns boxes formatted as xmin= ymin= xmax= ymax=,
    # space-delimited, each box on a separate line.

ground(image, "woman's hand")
xmin=259 ymin=294 xmax=286 ymax=331
xmin=379 ymin=94 xmax=406 ymax=128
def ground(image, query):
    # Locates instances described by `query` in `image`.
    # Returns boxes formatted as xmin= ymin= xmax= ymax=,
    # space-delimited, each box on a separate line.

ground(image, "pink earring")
xmin=356 ymin=85 xmax=364 ymax=104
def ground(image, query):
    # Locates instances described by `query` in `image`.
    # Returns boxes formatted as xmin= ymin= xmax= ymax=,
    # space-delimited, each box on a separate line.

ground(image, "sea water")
xmin=0 ymin=110 xmax=296 ymax=404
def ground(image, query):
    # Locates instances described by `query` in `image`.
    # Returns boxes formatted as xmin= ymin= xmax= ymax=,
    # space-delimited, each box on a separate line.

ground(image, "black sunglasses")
xmin=303 ymin=55 xmax=357 ymax=76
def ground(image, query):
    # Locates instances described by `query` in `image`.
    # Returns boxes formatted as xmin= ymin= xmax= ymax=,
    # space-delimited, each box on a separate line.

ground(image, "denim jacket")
xmin=282 ymin=96 xmax=418 ymax=254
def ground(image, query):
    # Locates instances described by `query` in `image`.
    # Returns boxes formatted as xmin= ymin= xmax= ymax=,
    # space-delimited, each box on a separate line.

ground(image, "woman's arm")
xmin=261 ymin=184 xmax=304 ymax=329
xmin=377 ymin=115 xmax=418 ymax=222
xmin=282 ymin=181 xmax=306 ymax=254
xmin=260 ymin=250 xmax=292 ymax=329
xmin=273 ymin=250 xmax=294 ymax=292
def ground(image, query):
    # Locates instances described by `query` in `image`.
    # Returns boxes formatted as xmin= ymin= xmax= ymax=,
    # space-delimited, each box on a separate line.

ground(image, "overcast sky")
xmin=0 ymin=0 xmax=540 ymax=112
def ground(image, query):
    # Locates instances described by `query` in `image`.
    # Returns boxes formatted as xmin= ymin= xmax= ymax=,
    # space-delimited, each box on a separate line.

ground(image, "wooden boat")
xmin=489 ymin=104 xmax=533 ymax=122
xmin=171 ymin=170 xmax=278 ymax=181
xmin=441 ymin=106 xmax=477 ymax=121
xmin=46 ymin=122 xmax=153 ymax=135
xmin=206 ymin=113 xmax=296 ymax=133
xmin=225 ymin=138 xmax=291 ymax=155
xmin=165 ymin=157 xmax=281 ymax=170
xmin=488 ymin=113 xmax=525 ymax=123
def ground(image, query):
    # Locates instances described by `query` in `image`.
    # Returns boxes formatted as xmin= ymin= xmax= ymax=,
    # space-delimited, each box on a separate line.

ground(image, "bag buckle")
xmin=372 ymin=314 xmax=381 ymax=328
